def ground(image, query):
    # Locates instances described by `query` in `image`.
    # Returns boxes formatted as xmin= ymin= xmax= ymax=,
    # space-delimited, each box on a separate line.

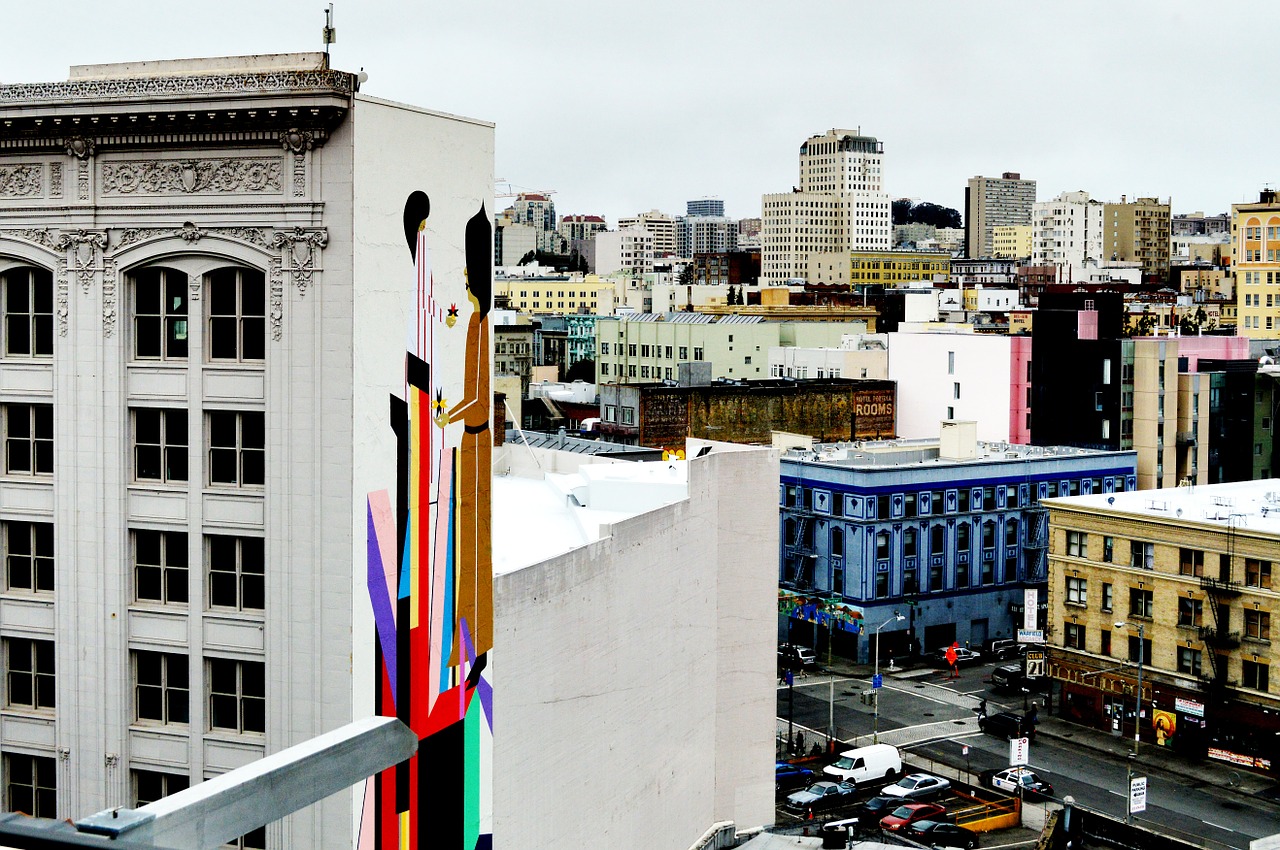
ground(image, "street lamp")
xmin=1114 ymin=621 xmax=1145 ymax=756
xmin=873 ymin=612 xmax=906 ymax=744
xmin=1116 ymin=620 xmax=1145 ymax=825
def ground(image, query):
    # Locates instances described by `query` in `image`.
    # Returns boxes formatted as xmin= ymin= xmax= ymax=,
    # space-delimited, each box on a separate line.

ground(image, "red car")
xmin=880 ymin=802 xmax=947 ymax=833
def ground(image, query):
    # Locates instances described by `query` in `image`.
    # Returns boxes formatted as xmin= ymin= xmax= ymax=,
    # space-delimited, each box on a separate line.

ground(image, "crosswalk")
xmin=874 ymin=715 xmax=982 ymax=748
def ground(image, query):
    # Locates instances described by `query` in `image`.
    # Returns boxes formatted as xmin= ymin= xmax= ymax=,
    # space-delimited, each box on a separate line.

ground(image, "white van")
xmin=821 ymin=743 xmax=902 ymax=785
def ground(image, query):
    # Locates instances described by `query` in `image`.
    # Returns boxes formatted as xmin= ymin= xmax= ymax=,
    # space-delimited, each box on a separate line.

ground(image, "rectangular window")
xmin=628 ymin=344 xmax=637 ymax=357
xmin=4 ymin=403 xmax=53 ymax=475
xmin=208 ymin=535 xmax=264 ymax=611
xmin=1177 ymin=597 xmax=1203 ymax=628
xmin=947 ymin=351 xmax=955 ymax=374
xmin=207 ymin=268 xmax=265 ymax=361
xmin=1103 ymin=536 xmax=1114 ymax=563
xmin=208 ymin=658 xmax=265 ymax=734
xmin=1246 ymin=559 xmax=1273 ymax=589
xmin=1127 ymin=635 xmax=1153 ymax=665
xmin=1101 ymin=582 xmax=1114 ymax=612
xmin=4 ymin=753 xmax=56 ymax=818
xmin=1064 ymin=622 xmax=1085 ymax=649
xmin=1066 ymin=576 xmax=1087 ymax=605
xmin=133 ymin=769 xmax=190 ymax=808
xmin=134 ymin=650 xmax=189 ymax=725
xmin=1176 ymin=647 xmax=1202 ymax=676
xmin=620 ymin=407 xmax=635 ymax=425
xmin=3 ymin=520 xmax=53 ymax=593
xmin=134 ymin=529 xmax=188 ymax=605
xmin=133 ymin=267 xmax=189 ymax=360
xmin=679 ymin=346 xmax=688 ymax=360
xmin=1242 ymin=660 xmax=1270 ymax=692
xmin=5 ymin=636 xmax=54 ymax=710
xmin=1129 ymin=540 xmax=1154 ymax=570
xmin=1100 ymin=630 xmax=1112 ymax=656
xmin=1246 ymin=609 xmax=1271 ymax=641
xmin=1129 ymin=588 xmax=1153 ymax=619
xmin=953 ymin=382 xmax=961 ymax=400
xmin=693 ymin=347 xmax=704 ymax=360
xmin=1067 ymin=531 xmax=1087 ymax=558
xmin=665 ymin=346 xmax=672 ymax=359
xmin=3 ymin=267 xmax=54 ymax=357
xmin=599 ymin=342 xmax=609 ymax=356
xmin=208 ymin=411 xmax=265 ymax=487
xmin=133 ymin=408 xmax=188 ymax=483
xmin=1179 ymin=548 xmax=1204 ymax=577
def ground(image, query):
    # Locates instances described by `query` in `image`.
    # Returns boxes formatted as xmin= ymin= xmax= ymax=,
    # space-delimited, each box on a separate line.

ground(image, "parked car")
xmin=879 ymin=802 xmax=947 ymax=833
xmin=852 ymin=795 xmax=899 ymax=823
xmin=981 ymin=766 xmax=1054 ymax=799
xmin=978 ymin=710 xmax=1036 ymax=742
xmin=906 ymin=819 xmax=978 ymax=848
xmin=822 ymin=743 xmax=901 ymax=784
xmin=985 ymin=638 xmax=1026 ymax=660
xmin=776 ymin=762 xmax=816 ymax=793
xmin=783 ymin=781 xmax=858 ymax=816
xmin=880 ymin=772 xmax=951 ymax=800
xmin=778 ymin=643 xmax=818 ymax=672
xmin=932 ymin=646 xmax=982 ymax=667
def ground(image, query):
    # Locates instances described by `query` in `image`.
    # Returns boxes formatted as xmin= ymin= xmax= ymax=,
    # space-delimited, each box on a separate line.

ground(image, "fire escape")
xmin=1199 ymin=516 xmax=1243 ymax=698
xmin=1022 ymin=506 xmax=1049 ymax=583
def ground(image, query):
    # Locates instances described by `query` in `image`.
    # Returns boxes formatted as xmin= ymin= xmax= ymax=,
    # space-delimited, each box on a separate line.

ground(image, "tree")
xmin=892 ymin=199 xmax=963 ymax=229
xmin=565 ymin=358 xmax=595 ymax=383
xmin=1125 ymin=311 xmax=1158 ymax=337
xmin=679 ymin=264 xmax=694 ymax=285
xmin=517 ymin=250 xmax=536 ymax=266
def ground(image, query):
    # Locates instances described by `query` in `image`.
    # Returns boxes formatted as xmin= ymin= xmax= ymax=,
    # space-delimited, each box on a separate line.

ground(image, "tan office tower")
xmin=965 ymin=173 xmax=1036 ymax=259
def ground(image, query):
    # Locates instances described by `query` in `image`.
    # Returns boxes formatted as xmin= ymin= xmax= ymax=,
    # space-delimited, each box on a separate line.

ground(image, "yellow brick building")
xmin=992 ymin=225 xmax=1032 ymax=260
xmin=848 ymin=248 xmax=949 ymax=288
xmin=494 ymin=274 xmax=616 ymax=316
xmin=1232 ymin=190 xmax=1280 ymax=337
xmin=1045 ymin=481 xmax=1279 ymax=770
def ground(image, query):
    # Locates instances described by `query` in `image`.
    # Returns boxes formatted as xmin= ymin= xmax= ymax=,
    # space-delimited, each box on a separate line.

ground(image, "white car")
xmin=880 ymin=772 xmax=951 ymax=800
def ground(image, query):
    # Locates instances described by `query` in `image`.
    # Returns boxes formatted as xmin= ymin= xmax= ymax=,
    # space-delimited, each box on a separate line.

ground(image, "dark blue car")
xmin=776 ymin=761 xmax=816 ymax=792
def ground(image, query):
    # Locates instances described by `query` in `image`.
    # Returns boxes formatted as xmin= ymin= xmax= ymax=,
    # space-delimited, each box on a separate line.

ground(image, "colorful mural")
xmin=362 ymin=192 xmax=494 ymax=850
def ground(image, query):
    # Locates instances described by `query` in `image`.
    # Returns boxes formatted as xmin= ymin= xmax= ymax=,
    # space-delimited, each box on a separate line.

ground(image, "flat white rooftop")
xmin=492 ymin=459 xmax=689 ymax=575
xmin=1045 ymin=478 xmax=1280 ymax=534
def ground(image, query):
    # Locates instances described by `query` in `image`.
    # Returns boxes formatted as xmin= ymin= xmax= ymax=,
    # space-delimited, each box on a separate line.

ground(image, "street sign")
xmin=1025 ymin=651 xmax=1046 ymax=678
xmin=1129 ymin=775 xmax=1147 ymax=814
xmin=1010 ymin=736 xmax=1029 ymax=766
xmin=962 ymin=744 xmax=969 ymax=756
xmin=872 ymin=673 xmax=883 ymax=689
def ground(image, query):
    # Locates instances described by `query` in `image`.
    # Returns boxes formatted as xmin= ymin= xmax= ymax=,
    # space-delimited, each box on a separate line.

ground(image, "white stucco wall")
xmin=887 ymin=332 xmax=1014 ymax=442
xmin=492 ymin=444 xmax=777 ymax=846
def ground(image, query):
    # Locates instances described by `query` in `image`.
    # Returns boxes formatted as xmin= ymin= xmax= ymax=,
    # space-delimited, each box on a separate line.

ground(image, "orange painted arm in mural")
xmin=440 ymin=317 xmax=489 ymax=427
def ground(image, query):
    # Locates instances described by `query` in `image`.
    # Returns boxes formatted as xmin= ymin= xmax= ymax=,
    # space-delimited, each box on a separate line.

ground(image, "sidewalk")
xmin=806 ymin=654 xmax=1280 ymax=805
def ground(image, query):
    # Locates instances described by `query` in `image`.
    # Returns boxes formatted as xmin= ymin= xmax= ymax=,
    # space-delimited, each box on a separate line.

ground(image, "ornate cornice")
xmin=0 ymin=164 xmax=42 ymax=197
xmin=0 ymin=227 xmax=57 ymax=250
xmin=55 ymin=229 xmax=108 ymax=293
xmin=0 ymin=70 xmax=357 ymax=104
xmin=113 ymin=223 xmax=270 ymax=251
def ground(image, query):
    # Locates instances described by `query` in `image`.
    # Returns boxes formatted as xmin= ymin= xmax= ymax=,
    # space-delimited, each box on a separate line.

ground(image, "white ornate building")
xmin=0 ymin=53 xmax=492 ymax=847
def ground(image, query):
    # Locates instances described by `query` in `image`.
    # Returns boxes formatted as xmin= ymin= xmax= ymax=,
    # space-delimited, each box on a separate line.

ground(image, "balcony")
xmin=1199 ymin=575 xmax=1243 ymax=597
xmin=1199 ymin=626 xmax=1241 ymax=649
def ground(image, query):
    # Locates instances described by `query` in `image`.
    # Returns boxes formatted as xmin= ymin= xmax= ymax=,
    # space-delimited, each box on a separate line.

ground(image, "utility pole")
xmin=872 ymin=612 xmax=905 ymax=744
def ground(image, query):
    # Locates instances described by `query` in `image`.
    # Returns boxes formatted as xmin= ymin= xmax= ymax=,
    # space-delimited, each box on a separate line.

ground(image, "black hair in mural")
xmin=465 ymin=203 xmax=492 ymax=319
xmin=403 ymin=190 xmax=431 ymax=260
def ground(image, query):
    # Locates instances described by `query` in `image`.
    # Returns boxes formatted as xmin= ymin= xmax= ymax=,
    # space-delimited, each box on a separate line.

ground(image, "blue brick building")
xmin=779 ymin=424 xmax=1137 ymax=663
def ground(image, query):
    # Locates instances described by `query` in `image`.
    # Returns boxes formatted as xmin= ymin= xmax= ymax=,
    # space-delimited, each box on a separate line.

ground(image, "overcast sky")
xmin=3 ymin=1 xmax=1272 ymax=226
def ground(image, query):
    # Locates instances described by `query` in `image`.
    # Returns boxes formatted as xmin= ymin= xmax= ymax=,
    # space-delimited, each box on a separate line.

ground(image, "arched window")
xmin=1005 ymin=519 xmax=1019 ymax=546
xmin=982 ymin=521 xmax=996 ymax=549
xmin=930 ymin=525 xmax=945 ymax=552
xmin=875 ymin=530 xmax=890 ymax=560
xmin=785 ymin=518 xmax=797 ymax=546
xmin=903 ymin=528 xmax=917 ymax=557
xmin=132 ymin=267 xmax=189 ymax=360
xmin=957 ymin=522 xmax=970 ymax=550
xmin=830 ymin=526 xmax=844 ymax=559
xmin=208 ymin=267 xmax=265 ymax=361
xmin=2 ymin=267 xmax=53 ymax=357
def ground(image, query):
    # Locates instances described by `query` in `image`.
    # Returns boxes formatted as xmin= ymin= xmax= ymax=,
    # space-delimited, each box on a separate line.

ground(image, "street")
xmin=777 ymin=659 xmax=1280 ymax=849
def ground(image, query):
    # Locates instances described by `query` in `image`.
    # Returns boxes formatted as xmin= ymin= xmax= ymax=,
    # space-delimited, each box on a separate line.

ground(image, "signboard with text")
xmin=1017 ymin=628 xmax=1045 ymax=644
xmin=1025 ymin=651 xmax=1045 ymax=679
xmin=1010 ymin=737 xmax=1029 ymax=766
xmin=1129 ymin=775 xmax=1147 ymax=814
xmin=1023 ymin=588 xmax=1038 ymax=631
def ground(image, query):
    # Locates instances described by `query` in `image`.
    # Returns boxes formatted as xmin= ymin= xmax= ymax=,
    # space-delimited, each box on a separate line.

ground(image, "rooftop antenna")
xmin=322 ymin=3 xmax=336 ymax=62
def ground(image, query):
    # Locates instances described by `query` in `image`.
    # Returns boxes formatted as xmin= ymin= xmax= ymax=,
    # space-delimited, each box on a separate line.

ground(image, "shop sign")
xmin=1175 ymin=697 xmax=1204 ymax=717
xmin=1208 ymin=747 xmax=1273 ymax=771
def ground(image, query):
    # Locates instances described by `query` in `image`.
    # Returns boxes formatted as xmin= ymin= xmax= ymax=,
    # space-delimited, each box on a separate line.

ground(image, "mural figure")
xmin=362 ymin=192 xmax=493 ymax=850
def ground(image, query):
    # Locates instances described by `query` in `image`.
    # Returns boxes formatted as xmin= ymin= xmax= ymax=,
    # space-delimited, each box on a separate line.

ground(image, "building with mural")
xmin=1045 ymin=480 xmax=1280 ymax=775
xmin=778 ymin=423 xmax=1136 ymax=663
xmin=599 ymin=377 xmax=896 ymax=452
xmin=0 ymin=53 xmax=493 ymax=848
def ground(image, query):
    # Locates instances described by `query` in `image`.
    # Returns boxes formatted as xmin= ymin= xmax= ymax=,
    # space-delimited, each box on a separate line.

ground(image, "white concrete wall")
xmin=887 ymin=332 xmax=1013 ymax=442
xmin=492 ymin=444 xmax=777 ymax=847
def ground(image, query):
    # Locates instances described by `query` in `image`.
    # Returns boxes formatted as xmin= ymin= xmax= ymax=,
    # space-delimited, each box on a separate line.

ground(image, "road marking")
xmin=1201 ymin=821 xmax=1234 ymax=832
xmin=1108 ymin=789 xmax=1124 ymax=797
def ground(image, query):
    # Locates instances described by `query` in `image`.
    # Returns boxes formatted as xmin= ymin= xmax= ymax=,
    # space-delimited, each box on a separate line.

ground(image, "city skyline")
xmin=2 ymin=2 xmax=1276 ymax=227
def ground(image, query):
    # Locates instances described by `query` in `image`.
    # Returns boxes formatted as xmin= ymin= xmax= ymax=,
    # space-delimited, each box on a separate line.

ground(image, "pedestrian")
xmin=978 ymin=697 xmax=987 ymax=718
xmin=795 ymin=731 xmax=805 ymax=754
